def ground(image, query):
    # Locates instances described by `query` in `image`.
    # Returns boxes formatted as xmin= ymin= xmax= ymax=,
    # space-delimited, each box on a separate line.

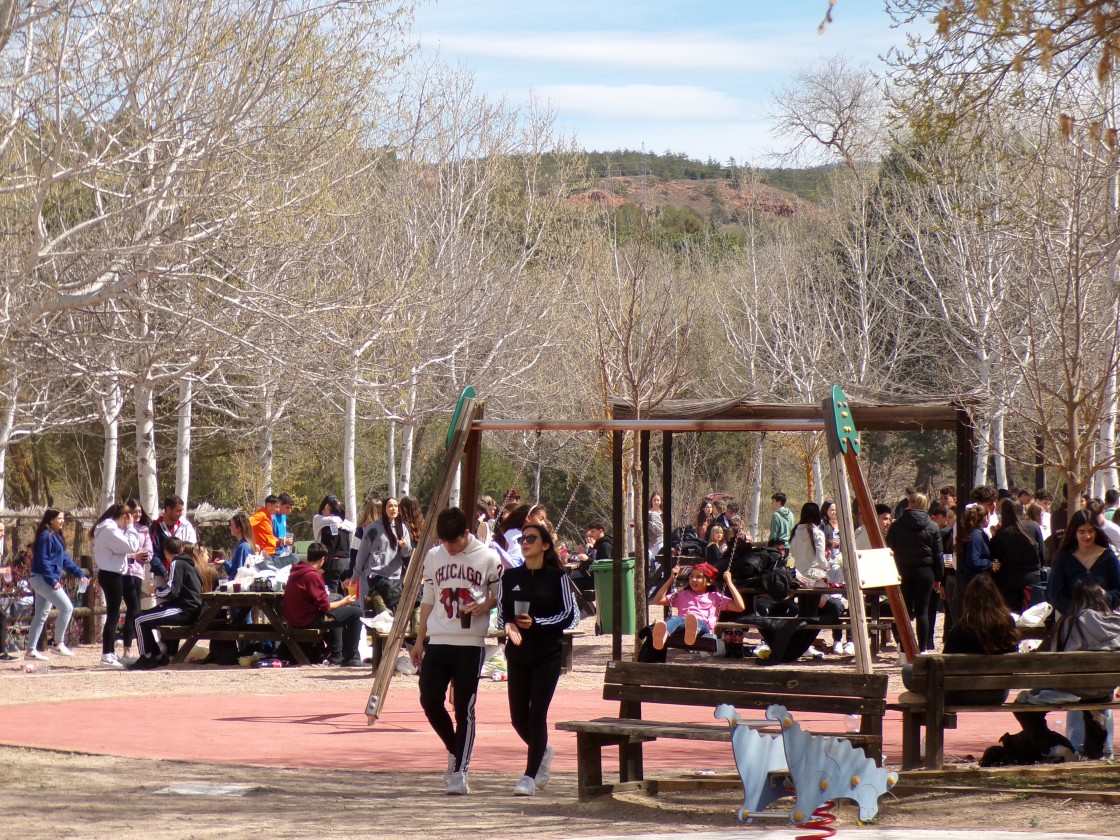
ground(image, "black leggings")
xmin=507 ymin=644 xmax=563 ymax=777
xmin=122 ymin=575 xmax=142 ymax=647
xmin=899 ymin=566 xmax=935 ymax=652
xmin=418 ymin=644 xmax=485 ymax=774
xmin=98 ymin=570 xmax=124 ymax=655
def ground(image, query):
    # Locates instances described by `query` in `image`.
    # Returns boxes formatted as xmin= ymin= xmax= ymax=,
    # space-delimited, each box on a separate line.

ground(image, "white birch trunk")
xmin=387 ymin=420 xmax=397 ymax=498
xmin=398 ymin=420 xmax=415 ymax=497
xmin=343 ymin=392 xmax=357 ymax=522
xmin=258 ymin=387 xmax=274 ymax=498
xmin=0 ymin=380 xmax=18 ymax=511
xmin=973 ymin=419 xmax=990 ymax=487
xmin=811 ymin=449 xmax=824 ymax=503
xmin=449 ymin=462 xmax=461 ymax=508
xmin=135 ymin=381 xmax=158 ymax=514
xmin=1101 ymin=365 xmax=1119 ymax=491
xmin=992 ymin=406 xmax=1007 ymax=490
xmin=174 ymin=376 xmax=192 ymax=507
xmin=100 ymin=412 xmax=120 ymax=511
xmin=748 ymin=432 xmax=765 ymax=540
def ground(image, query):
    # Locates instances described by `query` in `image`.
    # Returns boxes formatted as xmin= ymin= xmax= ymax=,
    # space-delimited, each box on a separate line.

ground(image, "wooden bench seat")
xmin=889 ymin=651 xmax=1120 ymax=769
xmin=556 ymin=660 xmax=888 ymax=801
xmin=158 ymin=624 xmax=329 ymax=644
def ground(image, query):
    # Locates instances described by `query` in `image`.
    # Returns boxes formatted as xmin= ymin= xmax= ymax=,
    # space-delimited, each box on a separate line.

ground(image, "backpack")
xmin=750 ymin=567 xmax=795 ymax=601
xmin=669 ymin=525 xmax=706 ymax=558
xmin=318 ymin=525 xmax=352 ymax=569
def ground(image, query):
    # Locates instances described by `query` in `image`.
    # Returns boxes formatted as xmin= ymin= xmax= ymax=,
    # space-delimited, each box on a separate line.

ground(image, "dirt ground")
xmin=1 ymin=622 xmax=1117 ymax=838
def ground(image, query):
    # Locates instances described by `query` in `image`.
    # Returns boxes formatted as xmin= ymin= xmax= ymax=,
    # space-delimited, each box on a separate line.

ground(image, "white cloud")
xmin=535 ymin=84 xmax=743 ymax=120
xmin=421 ymin=31 xmax=889 ymax=73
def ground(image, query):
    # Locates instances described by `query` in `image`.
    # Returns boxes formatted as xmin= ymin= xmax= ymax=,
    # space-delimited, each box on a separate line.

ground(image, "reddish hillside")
xmin=572 ymin=175 xmax=812 ymax=222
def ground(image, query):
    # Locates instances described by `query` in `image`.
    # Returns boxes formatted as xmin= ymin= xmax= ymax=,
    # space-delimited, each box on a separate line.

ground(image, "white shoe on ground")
xmin=445 ymin=770 xmax=470 ymax=795
xmin=832 ymin=641 xmax=845 ymax=655
xmin=534 ymin=745 xmax=554 ymax=789
xmin=50 ymin=644 xmax=75 ymax=657
xmin=100 ymin=653 xmax=125 ymax=669
xmin=513 ymin=775 xmax=536 ymax=796
xmin=843 ymin=642 xmax=856 ymax=657
xmin=807 ymin=647 xmax=825 ymax=659
xmin=25 ymin=650 xmax=48 ymax=661
xmin=444 ymin=753 xmax=457 ymax=785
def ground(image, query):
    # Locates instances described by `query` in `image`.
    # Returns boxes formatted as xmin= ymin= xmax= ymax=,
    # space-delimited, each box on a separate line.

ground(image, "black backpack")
xmin=317 ymin=525 xmax=352 ymax=569
xmin=669 ymin=525 xmax=706 ymax=558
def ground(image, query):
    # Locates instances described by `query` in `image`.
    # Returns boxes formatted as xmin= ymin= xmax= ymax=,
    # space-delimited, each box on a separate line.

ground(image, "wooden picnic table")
xmin=159 ymin=590 xmax=325 ymax=665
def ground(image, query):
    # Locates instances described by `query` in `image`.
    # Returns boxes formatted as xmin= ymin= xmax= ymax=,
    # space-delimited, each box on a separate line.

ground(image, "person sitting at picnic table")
xmin=650 ymin=561 xmax=745 ymax=650
xmin=284 ymin=542 xmax=362 ymax=667
xmin=130 ymin=537 xmax=203 ymax=670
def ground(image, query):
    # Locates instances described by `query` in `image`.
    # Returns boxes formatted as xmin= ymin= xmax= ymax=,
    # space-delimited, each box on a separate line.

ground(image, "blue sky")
xmin=412 ymin=1 xmax=926 ymax=165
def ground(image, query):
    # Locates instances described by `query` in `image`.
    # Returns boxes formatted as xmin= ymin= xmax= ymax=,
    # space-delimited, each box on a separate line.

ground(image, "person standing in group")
xmin=498 ymin=522 xmax=578 ymax=796
xmin=249 ymin=495 xmax=280 ymax=560
xmin=26 ymin=509 xmax=90 ymax=660
xmin=493 ymin=504 xmax=531 ymax=568
xmin=1047 ymin=508 xmax=1120 ymax=615
xmin=410 ymin=507 xmax=502 ymax=796
xmin=150 ymin=495 xmax=198 ymax=559
xmin=399 ymin=496 xmax=425 ymax=567
xmin=347 ymin=496 xmax=381 ymax=585
xmin=313 ymin=495 xmax=356 ymax=596
xmin=123 ymin=500 xmax=154 ymax=662
xmin=92 ymin=503 xmax=149 ymax=669
xmin=990 ymin=498 xmax=1045 ymax=612
xmin=769 ymin=492 xmax=795 ymax=545
xmin=886 ymin=493 xmax=943 ymax=656
xmin=352 ymin=497 xmax=411 ymax=612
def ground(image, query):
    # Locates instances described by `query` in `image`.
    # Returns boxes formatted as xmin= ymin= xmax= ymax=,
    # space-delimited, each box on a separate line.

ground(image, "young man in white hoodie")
xmin=410 ymin=507 xmax=501 ymax=795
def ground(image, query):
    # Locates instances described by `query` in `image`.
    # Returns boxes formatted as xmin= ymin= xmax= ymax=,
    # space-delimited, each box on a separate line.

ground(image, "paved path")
xmin=0 ymin=683 xmax=1092 ymax=772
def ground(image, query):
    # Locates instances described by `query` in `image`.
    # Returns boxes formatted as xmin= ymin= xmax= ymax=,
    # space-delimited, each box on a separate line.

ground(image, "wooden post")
xmin=955 ymin=404 xmax=974 ymax=507
xmin=611 ymin=430 xmax=624 ymax=661
xmin=461 ymin=403 xmax=484 ymax=515
xmin=365 ymin=397 xmax=484 ymax=724
xmin=662 ymin=431 xmax=672 ymax=566
xmin=638 ymin=430 xmax=650 ymax=625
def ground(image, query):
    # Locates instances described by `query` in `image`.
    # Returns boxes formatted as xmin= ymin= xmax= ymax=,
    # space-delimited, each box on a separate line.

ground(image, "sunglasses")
xmin=517 ymin=534 xmax=540 ymax=545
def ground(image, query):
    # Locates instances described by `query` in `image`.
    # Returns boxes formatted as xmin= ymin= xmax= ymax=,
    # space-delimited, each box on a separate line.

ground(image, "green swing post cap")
xmin=829 ymin=384 xmax=860 ymax=455
xmin=446 ymin=386 xmax=477 ymax=447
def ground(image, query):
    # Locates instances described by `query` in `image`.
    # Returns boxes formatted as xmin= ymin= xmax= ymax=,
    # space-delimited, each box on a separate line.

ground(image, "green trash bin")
xmin=590 ymin=557 xmax=636 ymax=635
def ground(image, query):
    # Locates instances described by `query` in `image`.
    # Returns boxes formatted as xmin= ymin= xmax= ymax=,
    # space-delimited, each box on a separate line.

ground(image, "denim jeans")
xmin=664 ymin=615 xmax=713 ymax=638
xmin=27 ymin=574 xmax=74 ymax=651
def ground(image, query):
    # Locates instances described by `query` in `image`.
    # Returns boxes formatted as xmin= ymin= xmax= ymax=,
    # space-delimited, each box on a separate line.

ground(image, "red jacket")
xmin=284 ymin=562 xmax=331 ymax=629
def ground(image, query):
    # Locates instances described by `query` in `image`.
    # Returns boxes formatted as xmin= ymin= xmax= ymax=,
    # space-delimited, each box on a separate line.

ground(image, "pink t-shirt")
xmin=668 ymin=589 xmax=731 ymax=628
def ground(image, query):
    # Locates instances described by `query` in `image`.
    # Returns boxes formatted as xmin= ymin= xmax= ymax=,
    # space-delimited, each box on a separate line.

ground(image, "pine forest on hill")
xmin=3 ymin=1 xmax=1120 ymax=571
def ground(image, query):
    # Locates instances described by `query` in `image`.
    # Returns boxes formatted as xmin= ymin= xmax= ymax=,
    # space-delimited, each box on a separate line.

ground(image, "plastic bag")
xmin=480 ymin=645 xmax=507 ymax=678
xmin=1017 ymin=601 xmax=1053 ymax=628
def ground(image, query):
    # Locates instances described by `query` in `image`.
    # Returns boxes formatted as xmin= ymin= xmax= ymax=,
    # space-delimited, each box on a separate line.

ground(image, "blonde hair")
xmin=357 ymin=496 xmax=381 ymax=529
xmin=909 ymin=493 xmax=929 ymax=512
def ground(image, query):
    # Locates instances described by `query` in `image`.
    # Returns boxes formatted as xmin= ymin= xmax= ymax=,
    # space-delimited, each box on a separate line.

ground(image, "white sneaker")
xmin=513 ymin=775 xmax=536 ymax=796
xmin=50 ymin=644 xmax=75 ymax=657
xmin=100 ymin=653 xmax=125 ymax=669
xmin=443 ymin=753 xmax=457 ymax=785
xmin=832 ymin=641 xmax=845 ymax=655
xmin=445 ymin=770 xmax=469 ymax=795
xmin=25 ymin=649 xmax=48 ymax=661
xmin=534 ymin=745 xmax=554 ymax=789
xmin=807 ymin=647 xmax=825 ymax=659
xmin=843 ymin=642 xmax=856 ymax=657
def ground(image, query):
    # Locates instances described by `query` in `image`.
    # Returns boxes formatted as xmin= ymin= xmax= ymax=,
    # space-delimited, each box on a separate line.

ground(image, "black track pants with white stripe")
xmin=418 ymin=644 xmax=485 ymax=774
xmin=134 ymin=604 xmax=193 ymax=659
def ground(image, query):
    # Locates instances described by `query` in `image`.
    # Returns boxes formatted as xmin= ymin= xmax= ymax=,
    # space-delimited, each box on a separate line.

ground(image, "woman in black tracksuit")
xmin=886 ymin=493 xmax=943 ymax=653
xmin=498 ymin=522 xmax=578 ymax=797
xmin=989 ymin=498 xmax=1044 ymax=612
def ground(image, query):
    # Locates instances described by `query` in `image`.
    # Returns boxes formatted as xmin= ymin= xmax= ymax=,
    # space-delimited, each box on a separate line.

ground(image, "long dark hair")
xmin=1059 ymin=508 xmax=1108 ymax=553
xmin=381 ymin=498 xmax=404 ymax=550
xmin=399 ymin=496 xmax=424 ymax=544
xmin=91 ymin=502 xmax=130 ymax=540
xmin=520 ymin=524 xmax=563 ymax=570
xmin=958 ymin=574 xmax=1018 ymax=654
xmin=35 ymin=508 xmax=63 ymax=540
xmin=125 ymin=498 xmax=152 ymax=529
xmin=998 ymin=498 xmax=1036 ymax=545
xmin=956 ymin=504 xmax=988 ymax=557
xmin=495 ymin=504 xmax=531 ymax=550
xmin=319 ymin=495 xmax=344 ymax=518
xmin=792 ymin=501 xmax=821 ymax=541
xmin=1056 ymin=579 xmax=1113 ymax=651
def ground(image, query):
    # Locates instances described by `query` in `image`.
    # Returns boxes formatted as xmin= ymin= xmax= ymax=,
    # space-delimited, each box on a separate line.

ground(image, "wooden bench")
xmin=555 ymin=660 xmax=889 ymax=801
xmin=890 ymin=651 xmax=1120 ymax=770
